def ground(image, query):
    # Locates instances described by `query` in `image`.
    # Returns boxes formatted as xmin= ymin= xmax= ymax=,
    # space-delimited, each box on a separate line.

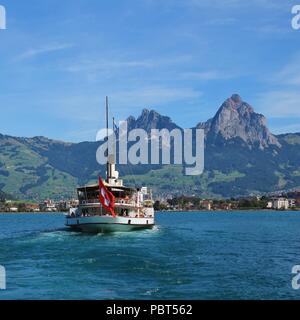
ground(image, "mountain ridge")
xmin=0 ymin=94 xmax=299 ymax=200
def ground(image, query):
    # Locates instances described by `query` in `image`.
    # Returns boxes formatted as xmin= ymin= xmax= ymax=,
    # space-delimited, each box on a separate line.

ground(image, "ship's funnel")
xmin=107 ymin=154 xmax=117 ymax=180
xmin=108 ymin=154 xmax=115 ymax=164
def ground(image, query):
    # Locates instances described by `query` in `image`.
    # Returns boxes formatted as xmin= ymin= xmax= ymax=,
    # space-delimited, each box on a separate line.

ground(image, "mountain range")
xmin=0 ymin=94 xmax=300 ymax=200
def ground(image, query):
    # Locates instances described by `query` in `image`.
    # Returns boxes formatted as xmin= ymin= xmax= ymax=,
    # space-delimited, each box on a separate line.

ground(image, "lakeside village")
xmin=0 ymin=191 xmax=300 ymax=213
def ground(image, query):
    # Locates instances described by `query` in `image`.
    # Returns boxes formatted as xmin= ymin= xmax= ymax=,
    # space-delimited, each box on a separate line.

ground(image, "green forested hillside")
xmin=0 ymin=132 xmax=299 ymax=200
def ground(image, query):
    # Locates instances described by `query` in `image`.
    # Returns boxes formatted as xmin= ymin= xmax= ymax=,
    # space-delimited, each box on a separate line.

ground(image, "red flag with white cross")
xmin=99 ymin=177 xmax=116 ymax=218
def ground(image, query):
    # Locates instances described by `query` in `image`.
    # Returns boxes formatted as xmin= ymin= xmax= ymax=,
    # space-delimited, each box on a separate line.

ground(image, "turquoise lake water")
xmin=1 ymin=211 xmax=300 ymax=300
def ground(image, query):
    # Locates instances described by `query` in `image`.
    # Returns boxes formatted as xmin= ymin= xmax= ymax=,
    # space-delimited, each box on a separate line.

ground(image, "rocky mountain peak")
xmin=127 ymin=109 xmax=180 ymax=133
xmin=199 ymin=94 xmax=281 ymax=149
xmin=231 ymin=94 xmax=242 ymax=104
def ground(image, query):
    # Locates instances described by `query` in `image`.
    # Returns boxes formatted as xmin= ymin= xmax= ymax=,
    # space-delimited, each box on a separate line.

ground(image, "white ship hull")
xmin=65 ymin=215 xmax=155 ymax=233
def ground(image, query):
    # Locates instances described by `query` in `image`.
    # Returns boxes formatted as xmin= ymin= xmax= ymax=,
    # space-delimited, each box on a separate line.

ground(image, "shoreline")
xmin=0 ymin=211 xmax=64 ymax=215
xmin=1 ymin=209 xmax=299 ymax=215
xmin=158 ymin=208 xmax=300 ymax=213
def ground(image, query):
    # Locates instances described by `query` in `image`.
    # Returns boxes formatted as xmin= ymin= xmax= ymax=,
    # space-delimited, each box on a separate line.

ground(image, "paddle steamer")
xmin=65 ymin=98 xmax=155 ymax=233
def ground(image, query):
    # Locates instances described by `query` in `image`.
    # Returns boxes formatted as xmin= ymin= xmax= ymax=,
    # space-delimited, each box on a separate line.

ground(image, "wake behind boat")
xmin=65 ymin=98 xmax=155 ymax=233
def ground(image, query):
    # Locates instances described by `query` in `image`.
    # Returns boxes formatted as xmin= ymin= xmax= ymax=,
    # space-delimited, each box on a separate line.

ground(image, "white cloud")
xmin=181 ymin=70 xmax=235 ymax=81
xmin=204 ymin=17 xmax=237 ymax=26
xmin=273 ymin=54 xmax=300 ymax=86
xmin=15 ymin=43 xmax=74 ymax=61
xmin=256 ymin=90 xmax=300 ymax=118
xmin=15 ymin=86 xmax=202 ymax=125
xmin=66 ymin=59 xmax=153 ymax=73
xmin=109 ymin=86 xmax=202 ymax=108
xmin=65 ymin=55 xmax=192 ymax=74
xmin=193 ymin=0 xmax=289 ymax=9
xmin=256 ymin=53 xmax=300 ymax=121
xmin=272 ymin=123 xmax=300 ymax=134
xmin=151 ymin=0 xmax=289 ymax=10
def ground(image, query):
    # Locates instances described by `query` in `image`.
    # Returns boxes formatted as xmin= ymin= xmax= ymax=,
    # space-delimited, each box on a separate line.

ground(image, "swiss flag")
xmin=99 ymin=177 xmax=116 ymax=218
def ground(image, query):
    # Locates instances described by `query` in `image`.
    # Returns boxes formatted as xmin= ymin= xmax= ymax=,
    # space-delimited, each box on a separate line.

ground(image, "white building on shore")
xmin=267 ymin=198 xmax=295 ymax=210
xmin=39 ymin=200 xmax=57 ymax=212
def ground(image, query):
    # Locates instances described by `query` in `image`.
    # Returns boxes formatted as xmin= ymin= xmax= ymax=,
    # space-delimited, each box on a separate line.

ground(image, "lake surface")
xmin=1 ymin=211 xmax=300 ymax=300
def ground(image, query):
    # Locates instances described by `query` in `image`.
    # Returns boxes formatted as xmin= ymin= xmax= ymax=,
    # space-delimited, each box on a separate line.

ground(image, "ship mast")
xmin=105 ymin=96 xmax=119 ymax=185
xmin=105 ymin=96 xmax=110 ymax=183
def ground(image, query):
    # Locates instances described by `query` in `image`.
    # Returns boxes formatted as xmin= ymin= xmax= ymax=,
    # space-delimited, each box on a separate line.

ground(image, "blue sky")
xmin=0 ymin=0 xmax=300 ymax=142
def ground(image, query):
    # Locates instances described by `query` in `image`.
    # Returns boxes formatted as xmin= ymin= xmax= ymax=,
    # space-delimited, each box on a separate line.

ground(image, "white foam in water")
xmin=109 ymin=227 xmax=160 ymax=239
